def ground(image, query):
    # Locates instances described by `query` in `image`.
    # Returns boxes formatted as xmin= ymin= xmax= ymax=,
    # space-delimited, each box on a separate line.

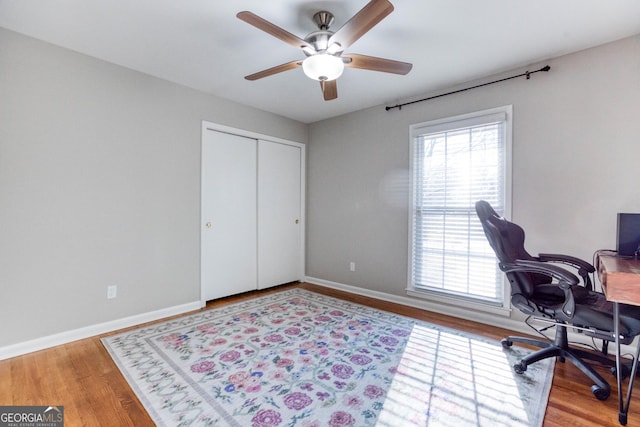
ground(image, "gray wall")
xmin=0 ymin=28 xmax=307 ymax=347
xmin=306 ymin=35 xmax=640 ymax=323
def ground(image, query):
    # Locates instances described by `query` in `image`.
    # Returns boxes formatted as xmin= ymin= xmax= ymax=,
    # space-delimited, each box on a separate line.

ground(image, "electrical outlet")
xmin=107 ymin=285 xmax=118 ymax=299
xmin=349 ymin=262 xmax=356 ymax=272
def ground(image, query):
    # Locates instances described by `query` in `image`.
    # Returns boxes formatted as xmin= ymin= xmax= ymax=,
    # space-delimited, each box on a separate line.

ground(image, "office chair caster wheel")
xmin=513 ymin=362 xmax=527 ymax=374
xmin=501 ymin=339 xmax=513 ymax=349
xmin=611 ymin=365 xmax=630 ymax=380
xmin=591 ymin=385 xmax=610 ymax=401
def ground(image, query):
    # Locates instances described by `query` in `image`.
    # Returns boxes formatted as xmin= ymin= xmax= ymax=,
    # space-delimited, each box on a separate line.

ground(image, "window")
xmin=408 ymin=106 xmax=512 ymax=314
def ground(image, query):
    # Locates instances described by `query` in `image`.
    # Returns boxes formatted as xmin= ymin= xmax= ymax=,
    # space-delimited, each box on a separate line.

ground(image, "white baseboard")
xmin=304 ymin=276 xmax=638 ymax=358
xmin=305 ymin=276 xmax=527 ymax=333
xmin=0 ymin=300 xmax=202 ymax=361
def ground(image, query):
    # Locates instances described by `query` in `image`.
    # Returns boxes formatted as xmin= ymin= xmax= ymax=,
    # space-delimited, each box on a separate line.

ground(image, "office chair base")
xmin=502 ymin=334 xmax=613 ymax=401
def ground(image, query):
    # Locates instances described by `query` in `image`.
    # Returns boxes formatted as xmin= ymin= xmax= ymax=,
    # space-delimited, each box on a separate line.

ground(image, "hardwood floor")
xmin=1 ymin=282 xmax=638 ymax=426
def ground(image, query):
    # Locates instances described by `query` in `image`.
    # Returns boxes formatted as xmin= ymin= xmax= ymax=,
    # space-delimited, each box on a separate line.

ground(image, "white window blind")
xmin=409 ymin=107 xmax=511 ymax=307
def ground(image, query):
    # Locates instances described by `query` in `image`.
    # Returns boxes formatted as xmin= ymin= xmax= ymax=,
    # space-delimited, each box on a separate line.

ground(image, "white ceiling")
xmin=1 ymin=0 xmax=639 ymax=123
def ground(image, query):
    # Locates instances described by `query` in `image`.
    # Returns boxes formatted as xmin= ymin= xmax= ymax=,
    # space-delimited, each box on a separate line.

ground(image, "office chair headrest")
xmin=475 ymin=200 xmax=500 ymax=222
xmin=475 ymin=200 xmax=534 ymax=264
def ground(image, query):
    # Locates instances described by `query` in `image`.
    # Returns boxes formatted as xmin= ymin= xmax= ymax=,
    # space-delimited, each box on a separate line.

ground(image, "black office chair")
xmin=475 ymin=200 xmax=640 ymax=400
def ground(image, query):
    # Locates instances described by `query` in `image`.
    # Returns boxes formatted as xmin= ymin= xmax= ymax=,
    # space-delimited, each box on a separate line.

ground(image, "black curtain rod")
xmin=385 ymin=65 xmax=551 ymax=112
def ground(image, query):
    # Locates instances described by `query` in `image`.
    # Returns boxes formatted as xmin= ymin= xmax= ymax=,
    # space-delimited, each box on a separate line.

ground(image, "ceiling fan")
xmin=237 ymin=0 xmax=412 ymax=101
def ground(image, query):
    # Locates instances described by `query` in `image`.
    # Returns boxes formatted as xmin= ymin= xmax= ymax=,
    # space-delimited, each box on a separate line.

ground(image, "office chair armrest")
xmin=538 ymin=253 xmax=595 ymax=272
xmin=502 ymin=260 xmax=579 ymax=287
xmin=538 ymin=253 xmax=595 ymax=290
xmin=501 ymin=259 xmax=578 ymax=319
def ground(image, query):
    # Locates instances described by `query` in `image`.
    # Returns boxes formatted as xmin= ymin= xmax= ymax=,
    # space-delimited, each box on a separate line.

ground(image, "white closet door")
xmin=258 ymin=140 xmax=302 ymax=289
xmin=201 ymin=130 xmax=257 ymax=300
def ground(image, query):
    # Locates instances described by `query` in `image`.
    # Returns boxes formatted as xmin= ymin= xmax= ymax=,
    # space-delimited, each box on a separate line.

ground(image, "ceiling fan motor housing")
xmin=304 ymin=31 xmax=333 ymax=55
xmin=304 ymin=12 xmax=343 ymax=56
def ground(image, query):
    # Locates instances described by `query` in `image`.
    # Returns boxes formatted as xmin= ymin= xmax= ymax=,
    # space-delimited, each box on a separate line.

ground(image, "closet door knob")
xmin=295 ymin=219 xmax=299 ymax=224
xmin=205 ymin=222 xmax=212 ymax=228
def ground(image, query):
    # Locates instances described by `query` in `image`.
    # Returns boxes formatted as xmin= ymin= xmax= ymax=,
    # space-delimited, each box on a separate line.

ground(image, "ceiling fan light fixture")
xmin=302 ymin=53 xmax=344 ymax=81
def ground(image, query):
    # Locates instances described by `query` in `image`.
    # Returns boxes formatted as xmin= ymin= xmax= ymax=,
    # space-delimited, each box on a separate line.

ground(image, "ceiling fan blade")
xmin=237 ymin=11 xmax=312 ymax=51
xmin=320 ymin=80 xmax=338 ymax=101
xmin=328 ymin=0 xmax=394 ymax=51
xmin=343 ymin=54 xmax=412 ymax=75
xmin=245 ymin=60 xmax=302 ymax=81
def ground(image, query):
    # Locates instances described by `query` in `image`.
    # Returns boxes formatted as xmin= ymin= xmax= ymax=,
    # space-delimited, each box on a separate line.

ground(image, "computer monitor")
xmin=617 ymin=213 xmax=640 ymax=257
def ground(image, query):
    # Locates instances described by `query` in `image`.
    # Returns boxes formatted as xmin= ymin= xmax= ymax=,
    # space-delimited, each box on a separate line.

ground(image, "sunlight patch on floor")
xmin=375 ymin=325 xmax=531 ymax=426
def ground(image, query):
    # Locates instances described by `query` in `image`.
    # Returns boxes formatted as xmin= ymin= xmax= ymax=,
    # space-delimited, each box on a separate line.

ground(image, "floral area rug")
xmin=101 ymin=289 xmax=554 ymax=426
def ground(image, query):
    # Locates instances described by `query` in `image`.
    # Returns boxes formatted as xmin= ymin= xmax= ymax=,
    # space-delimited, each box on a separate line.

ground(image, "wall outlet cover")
xmin=107 ymin=285 xmax=118 ymax=299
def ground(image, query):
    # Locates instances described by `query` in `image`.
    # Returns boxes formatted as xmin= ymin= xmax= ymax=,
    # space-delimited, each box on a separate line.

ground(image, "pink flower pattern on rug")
xmin=165 ymin=295 xmax=401 ymax=426
xmin=102 ymin=289 xmax=553 ymax=426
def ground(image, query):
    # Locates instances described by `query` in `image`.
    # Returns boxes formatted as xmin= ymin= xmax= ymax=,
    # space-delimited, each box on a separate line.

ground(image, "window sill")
xmin=406 ymin=288 xmax=511 ymax=317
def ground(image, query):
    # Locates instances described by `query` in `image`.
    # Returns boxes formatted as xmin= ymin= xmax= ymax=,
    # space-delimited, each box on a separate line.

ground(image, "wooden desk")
xmin=597 ymin=253 xmax=640 ymax=425
xmin=599 ymin=255 xmax=640 ymax=305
